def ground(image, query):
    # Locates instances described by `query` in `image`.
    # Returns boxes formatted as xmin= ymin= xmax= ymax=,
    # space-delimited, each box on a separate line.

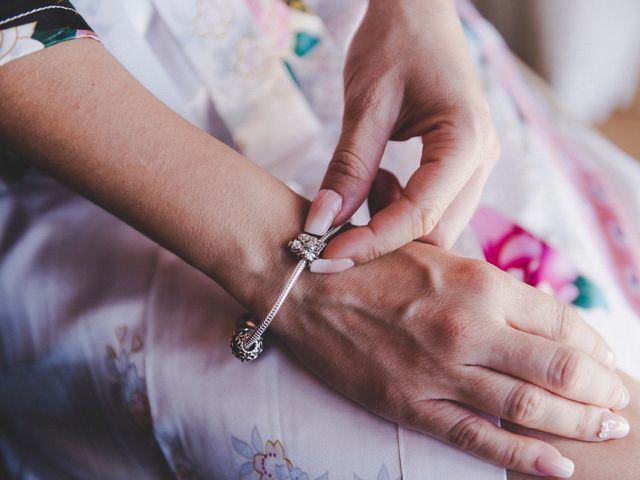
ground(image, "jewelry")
xmin=230 ymin=225 xmax=342 ymax=362
xmin=598 ymin=420 xmax=612 ymax=440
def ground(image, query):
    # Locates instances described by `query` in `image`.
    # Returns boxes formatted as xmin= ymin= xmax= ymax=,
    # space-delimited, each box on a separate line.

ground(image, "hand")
xmin=304 ymin=0 xmax=499 ymax=273
xmin=272 ymin=243 xmax=628 ymax=478
xmin=505 ymin=371 xmax=640 ymax=480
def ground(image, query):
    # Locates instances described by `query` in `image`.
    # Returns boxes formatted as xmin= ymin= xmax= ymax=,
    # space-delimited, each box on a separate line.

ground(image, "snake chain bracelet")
xmin=230 ymin=225 xmax=342 ymax=362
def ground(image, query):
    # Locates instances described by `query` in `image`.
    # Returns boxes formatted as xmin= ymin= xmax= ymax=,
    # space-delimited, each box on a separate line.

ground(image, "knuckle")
xmin=434 ymin=310 xmax=475 ymax=352
xmin=329 ymin=148 xmax=372 ymax=187
xmin=592 ymin=337 xmax=611 ymax=366
xmin=363 ymin=373 xmax=411 ymax=421
xmin=451 ymin=100 xmax=494 ymax=146
xmin=504 ymin=383 xmax=545 ymax=424
xmin=499 ymin=440 xmax=526 ymax=470
xmin=547 ymin=347 xmax=583 ymax=391
xmin=484 ymin=125 xmax=501 ymax=168
xmin=606 ymin=381 xmax=624 ymax=408
xmin=449 ymin=416 xmax=490 ymax=453
xmin=456 ymin=260 xmax=495 ymax=296
xmin=575 ymin=406 xmax=598 ymax=438
xmin=419 ymin=203 xmax=445 ymax=236
xmin=363 ymin=241 xmax=385 ymax=263
xmin=404 ymin=195 xmax=445 ymax=238
xmin=552 ymin=304 xmax=578 ymax=343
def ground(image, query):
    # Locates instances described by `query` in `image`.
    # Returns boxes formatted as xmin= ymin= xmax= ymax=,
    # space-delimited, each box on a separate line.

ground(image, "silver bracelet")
xmin=230 ymin=225 xmax=342 ymax=362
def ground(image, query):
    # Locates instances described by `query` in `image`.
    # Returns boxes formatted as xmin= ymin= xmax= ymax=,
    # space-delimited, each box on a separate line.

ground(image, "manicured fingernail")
xmin=597 ymin=412 xmax=630 ymax=440
xmin=305 ymin=189 xmax=342 ymax=236
xmin=613 ymin=385 xmax=630 ymax=410
xmin=310 ymin=258 xmax=354 ymax=274
xmin=605 ymin=349 xmax=616 ymax=368
xmin=537 ymin=454 xmax=575 ymax=478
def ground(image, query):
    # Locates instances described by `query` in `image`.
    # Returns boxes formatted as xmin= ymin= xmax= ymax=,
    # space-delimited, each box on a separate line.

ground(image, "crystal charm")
xmin=288 ymin=233 xmax=326 ymax=262
xmin=230 ymin=326 xmax=263 ymax=362
xmin=598 ymin=421 xmax=611 ymax=440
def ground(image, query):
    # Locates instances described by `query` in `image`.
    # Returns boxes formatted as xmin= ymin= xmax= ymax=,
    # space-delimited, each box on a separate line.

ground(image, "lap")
xmin=0 ymin=176 xmax=503 ymax=479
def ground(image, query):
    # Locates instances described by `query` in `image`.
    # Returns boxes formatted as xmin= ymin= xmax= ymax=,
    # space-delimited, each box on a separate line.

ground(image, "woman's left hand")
xmin=305 ymin=0 xmax=500 ymax=273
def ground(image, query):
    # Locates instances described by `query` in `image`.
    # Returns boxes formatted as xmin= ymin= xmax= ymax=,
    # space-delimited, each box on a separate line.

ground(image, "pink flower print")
xmin=471 ymin=207 xmax=580 ymax=303
xmin=254 ymin=440 xmax=293 ymax=479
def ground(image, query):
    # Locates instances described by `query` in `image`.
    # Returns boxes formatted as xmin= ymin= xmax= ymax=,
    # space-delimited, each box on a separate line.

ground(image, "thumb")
xmin=304 ymin=107 xmax=391 ymax=236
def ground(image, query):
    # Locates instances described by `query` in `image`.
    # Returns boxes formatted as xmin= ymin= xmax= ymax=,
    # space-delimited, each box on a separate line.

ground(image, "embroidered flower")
xmin=0 ymin=22 xmax=45 ymax=67
xmin=233 ymin=428 xmax=327 ymax=479
xmin=105 ymin=326 xmax=152 ymax=430
xmin=254 ymin=440 xmax=293 ymax=479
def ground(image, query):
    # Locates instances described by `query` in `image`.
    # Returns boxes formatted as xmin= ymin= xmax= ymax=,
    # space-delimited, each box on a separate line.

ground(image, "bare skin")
xmin=307 ymin=0 xmax=499 ymax=272
xmin=0 ymin=40 xmax=630 ymax=477
xmin=507 ymin=372 xmax=640 ymax=480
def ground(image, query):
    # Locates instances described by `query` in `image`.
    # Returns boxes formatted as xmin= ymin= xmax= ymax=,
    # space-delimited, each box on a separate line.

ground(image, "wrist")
xmin=205 ymin=176 xmax=311 ymax=323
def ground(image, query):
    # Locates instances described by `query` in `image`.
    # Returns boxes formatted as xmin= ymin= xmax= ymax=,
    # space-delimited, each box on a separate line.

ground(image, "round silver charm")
xmin=288 ymin=233 xmax=326 ymax=262
xmin=230 ymin=327 xmax=263 ymax=362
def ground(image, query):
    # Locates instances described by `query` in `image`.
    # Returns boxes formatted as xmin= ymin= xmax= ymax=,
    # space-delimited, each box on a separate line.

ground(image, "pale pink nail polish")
xmin=613 ymin=385 xmax=630 ymax=410
xmin=305 ymin=189 xmax=342 ymax=236
xmin=597 ymin=412 xmax=630 ymax=440
xmin=605 ymin=349 xmax=616 ymax=368
xmin=537 ymin=454 xmax=575 ymax=478
xmin=310 ymin=258 xmax=354 ymax=274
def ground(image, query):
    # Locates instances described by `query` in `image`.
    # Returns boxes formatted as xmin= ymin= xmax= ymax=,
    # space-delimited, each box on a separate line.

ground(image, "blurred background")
xmin=474 ymin=0 xmax=640 ymax=160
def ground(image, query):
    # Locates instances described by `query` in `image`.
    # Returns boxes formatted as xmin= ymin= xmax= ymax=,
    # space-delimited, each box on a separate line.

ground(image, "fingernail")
xmin=597 ymin=412 xmax=630 ymax=440
xmin=305 ymin=189 xmax=342 ymax=236
xmin=613 ymin=385 xmax=630 ymax=410
xmin=605 ymin=349 xmax=616 ymax=368
xmin=537 ymin=454 xmax=575 ymax=478
xmin=310 ymin=258 xmax=354 ymax=274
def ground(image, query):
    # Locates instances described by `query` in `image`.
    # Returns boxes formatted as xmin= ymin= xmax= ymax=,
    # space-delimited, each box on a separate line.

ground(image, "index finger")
xmin=323 ymin=156 xmax=474 ymax=263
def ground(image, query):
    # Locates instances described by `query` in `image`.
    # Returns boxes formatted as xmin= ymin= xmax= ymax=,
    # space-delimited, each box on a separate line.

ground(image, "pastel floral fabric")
xmin=0 ymin=0 xmax=98 ymax=67
xmin=231 ymin=427 xmax=398 ymax=480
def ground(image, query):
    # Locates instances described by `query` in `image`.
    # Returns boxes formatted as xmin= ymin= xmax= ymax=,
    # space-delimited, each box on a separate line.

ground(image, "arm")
xmin=0 ymin=39 xmax=300 ymax=317
xmin=0 ymin=40 xmax=628 ymax=478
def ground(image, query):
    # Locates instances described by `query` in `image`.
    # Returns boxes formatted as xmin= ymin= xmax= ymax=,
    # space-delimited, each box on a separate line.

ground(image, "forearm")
xmin=0 ymin=39 xmax=304 ymax=316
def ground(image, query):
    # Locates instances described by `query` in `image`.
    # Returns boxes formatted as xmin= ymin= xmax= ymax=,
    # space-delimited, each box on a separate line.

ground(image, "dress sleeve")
xmin=0 ymin=0 xmax=99 ymax=67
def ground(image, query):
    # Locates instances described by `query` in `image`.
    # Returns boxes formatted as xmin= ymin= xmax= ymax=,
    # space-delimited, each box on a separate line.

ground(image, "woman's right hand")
xmin=274 ymin=242 xmax=629 ymax=478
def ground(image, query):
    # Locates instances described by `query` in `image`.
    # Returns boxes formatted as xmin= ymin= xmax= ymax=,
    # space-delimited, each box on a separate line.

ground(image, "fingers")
xmin=414 ymin=399 xmax=575 ymax=478
xmin=482 ymin=329 xmax=628 ymax=409
xmin=456 ymin=366 xmax=630 ymax=443
xmin=506 ymin=282 xmax=616 ymax=369
xmin=305 ymin=97 xmax=395 ymax=237
xmin=416 ymin=124 xmax=498 ymax=248
xmin=321 ymin=124 xmax=479 ymax=265
xmin=419 ymin=160 xmax=492 ymax=248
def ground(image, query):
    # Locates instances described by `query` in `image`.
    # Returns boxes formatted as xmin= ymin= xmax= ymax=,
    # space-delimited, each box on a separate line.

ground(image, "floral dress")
xmin=0 ymin=1 xmax=97 ymax=66
xmin=1 ymin=1 xmax=639 ymax=479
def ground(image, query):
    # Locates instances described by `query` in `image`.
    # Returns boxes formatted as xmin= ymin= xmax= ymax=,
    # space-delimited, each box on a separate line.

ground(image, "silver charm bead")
xmin=230 ymin=226 xmax=341 ymax=363
xmin=288 ymin=233 xmax=326 ymax=263
xmin=230 ymin=326 xmax=263 ymax=362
